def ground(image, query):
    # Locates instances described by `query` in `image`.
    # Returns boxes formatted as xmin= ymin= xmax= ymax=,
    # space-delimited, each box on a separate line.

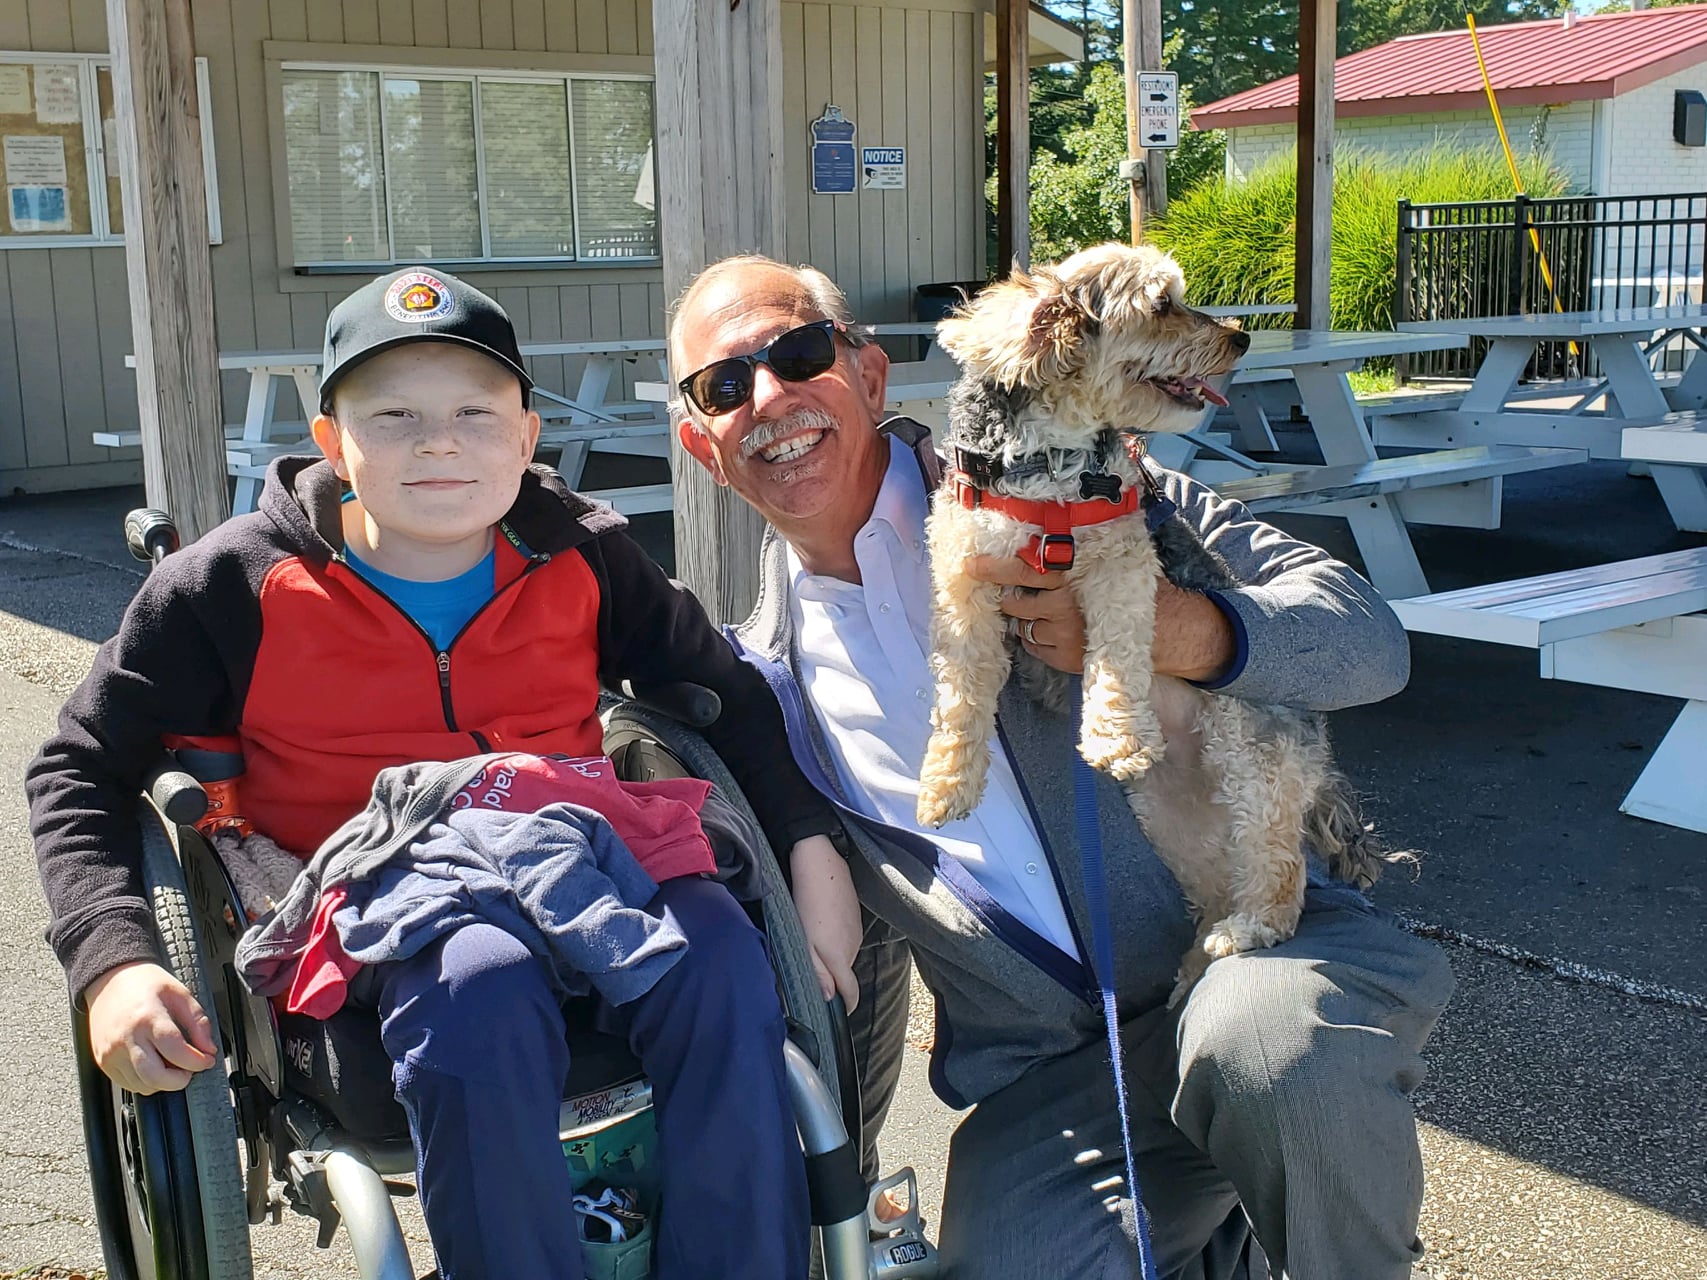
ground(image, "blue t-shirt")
xmin=344 ymin=543 xmax=497 ymax=651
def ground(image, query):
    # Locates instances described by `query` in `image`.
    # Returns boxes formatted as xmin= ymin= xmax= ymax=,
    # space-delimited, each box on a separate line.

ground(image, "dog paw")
xmin=1202 ymin=914 xmax=1285 ymax=959
xmin=918 ymin=734 xmax=988 ymax=826
xmin=916 ymin=782 xmax=971 ymax=828
xmin=1078 ymin=725 xmax=1160 ymax=781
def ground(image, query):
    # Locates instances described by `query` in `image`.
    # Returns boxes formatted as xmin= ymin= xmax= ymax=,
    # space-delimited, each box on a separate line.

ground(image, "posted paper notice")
xmin=4 ymin=135 xmax=68 ymax=187
xmin=34 ymin=65 xmax=81 ymax=125
xmin=8 ymin=185 xmax=70 ymax=233
xmin=0 ymin=67 xmax=29 ymax=116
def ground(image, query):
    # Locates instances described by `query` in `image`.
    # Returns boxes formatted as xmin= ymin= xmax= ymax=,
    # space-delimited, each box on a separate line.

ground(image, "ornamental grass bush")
xmin=1149 ymin=143 xmax=1572 ymax=334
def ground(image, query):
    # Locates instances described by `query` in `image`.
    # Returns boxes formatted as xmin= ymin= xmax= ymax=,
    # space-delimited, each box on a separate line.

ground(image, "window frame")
xmin=0 ymin=50 xmax=220 ymax=250
xmin=278 ymin=58 xmax=659 ymax=271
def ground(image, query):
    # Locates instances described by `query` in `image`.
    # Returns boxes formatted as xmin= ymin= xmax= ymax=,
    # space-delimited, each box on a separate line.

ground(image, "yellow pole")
xmin=1467 ymin=13 xmax=1570 ymax=325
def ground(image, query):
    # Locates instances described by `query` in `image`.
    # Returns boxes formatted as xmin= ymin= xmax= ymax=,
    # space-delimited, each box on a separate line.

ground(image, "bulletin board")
xmin=0 ymin=60 xmax=94 ymax=237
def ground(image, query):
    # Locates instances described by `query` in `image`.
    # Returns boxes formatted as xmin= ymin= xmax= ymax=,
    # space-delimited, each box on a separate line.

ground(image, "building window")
xmin=280 ymin=64 xmax=658 ymax=268
xmin=0 ymin=52 xmax=219 ymax=249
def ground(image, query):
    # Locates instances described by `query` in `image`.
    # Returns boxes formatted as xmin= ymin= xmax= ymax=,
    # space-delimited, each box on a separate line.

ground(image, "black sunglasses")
xmin=678 ymin=319 xmax=842 ymax=416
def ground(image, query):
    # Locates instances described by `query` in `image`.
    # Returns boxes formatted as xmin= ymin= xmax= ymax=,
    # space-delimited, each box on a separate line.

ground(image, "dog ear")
xmin=935 ymin=271 xmax=1092 ymax=390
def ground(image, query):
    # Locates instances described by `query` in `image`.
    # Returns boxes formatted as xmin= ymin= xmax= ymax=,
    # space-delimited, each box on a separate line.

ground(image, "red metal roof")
xmin=1191 ymin=5 xmax=1707 ymax=130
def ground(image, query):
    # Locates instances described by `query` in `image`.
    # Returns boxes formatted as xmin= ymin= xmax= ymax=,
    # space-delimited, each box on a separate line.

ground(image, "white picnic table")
xmin=1387 ymin=302 xmax=1705 ymax=435
xmin=106 ymin=341 xmax=671 ymax=515
xmin=1187 ymin=327 xmax=1593 ymax=600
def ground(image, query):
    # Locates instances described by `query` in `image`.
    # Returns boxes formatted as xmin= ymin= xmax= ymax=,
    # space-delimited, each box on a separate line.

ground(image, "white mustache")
xmin=739 ymin=408 xmax=839 ymax=459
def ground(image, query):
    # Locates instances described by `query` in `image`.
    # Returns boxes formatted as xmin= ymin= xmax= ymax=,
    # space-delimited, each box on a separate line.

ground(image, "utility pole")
xmin=1122 ymin=0 xmax=1166 ymax=243
xmin=996 ymin=0 xmax=1031 ymax=272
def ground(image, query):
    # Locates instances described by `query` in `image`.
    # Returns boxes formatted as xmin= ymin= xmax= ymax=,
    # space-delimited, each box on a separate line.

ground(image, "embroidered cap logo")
xmin=384 ymin=271 xmax=454 ymax=324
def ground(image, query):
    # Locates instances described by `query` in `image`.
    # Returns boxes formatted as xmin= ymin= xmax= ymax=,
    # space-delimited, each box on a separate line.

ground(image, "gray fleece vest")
xmin=732 ymin=419 xmax=1396 ymax=1110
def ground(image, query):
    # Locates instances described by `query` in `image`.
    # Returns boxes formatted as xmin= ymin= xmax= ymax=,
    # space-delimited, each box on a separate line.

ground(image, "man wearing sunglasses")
xmin=670 ymin=255 xmax=1453 ymax=1280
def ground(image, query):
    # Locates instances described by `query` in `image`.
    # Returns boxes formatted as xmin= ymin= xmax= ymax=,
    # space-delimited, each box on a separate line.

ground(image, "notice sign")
xmin=4 ymin=135 xmax=68 ymax=187
xmin=1138 ymin=72 xmax=1180 ymax=150
xmin=810 ymin=105 xmax=856 ymax=195
xmin=8 ymin=184 xmax=69 ymax=232
xmin=862 ymin=146 xmax=905 ymax=190
xmin=0 ymin=66 xmax=29 ymax=116
xmin=33 ymin=64 xmax=81 ymax=125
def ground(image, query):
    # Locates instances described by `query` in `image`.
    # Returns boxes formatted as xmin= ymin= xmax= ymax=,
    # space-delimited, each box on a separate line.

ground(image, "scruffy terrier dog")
xmin=916 ymin=242 xmax=1390 ymax=1000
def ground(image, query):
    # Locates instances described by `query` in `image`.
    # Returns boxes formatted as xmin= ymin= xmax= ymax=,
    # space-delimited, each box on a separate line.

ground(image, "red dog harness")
xmin=952 ymin=474 xmax=1140 ymax=573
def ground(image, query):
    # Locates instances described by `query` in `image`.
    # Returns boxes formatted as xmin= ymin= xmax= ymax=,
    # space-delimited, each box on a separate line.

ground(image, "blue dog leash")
xmin=1071 ymin=678 xmax=1161 ymax=1280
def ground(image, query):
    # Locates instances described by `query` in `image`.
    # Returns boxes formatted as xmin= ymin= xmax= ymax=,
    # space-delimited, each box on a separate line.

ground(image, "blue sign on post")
xmin=810 ymin=105 xmax=857 ymax=195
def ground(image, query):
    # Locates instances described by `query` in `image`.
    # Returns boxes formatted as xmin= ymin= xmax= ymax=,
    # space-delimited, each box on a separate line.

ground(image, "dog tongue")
xmin=1187 ymin=378 xmax=1230 ymax=408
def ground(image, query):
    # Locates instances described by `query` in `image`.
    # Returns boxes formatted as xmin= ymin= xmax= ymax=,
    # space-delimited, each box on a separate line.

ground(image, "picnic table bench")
xmin=1622 ymin=410 xmax=1707 ymax=532
xmin=1392 ymin=547 xmax=1707 ymax=834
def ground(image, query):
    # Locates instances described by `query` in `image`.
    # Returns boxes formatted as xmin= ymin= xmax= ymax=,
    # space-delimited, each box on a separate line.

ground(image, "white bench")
xmin=1210 ymin=444 xmax=1585 ymax=524
xmin=1392 ymin=547 xmax=1707 ymax=834
xmin=1623 ymin=410 xmax=1707 ymax=533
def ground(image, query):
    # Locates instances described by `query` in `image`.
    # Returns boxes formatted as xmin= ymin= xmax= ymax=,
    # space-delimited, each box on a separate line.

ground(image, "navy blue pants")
xmin=369 ymin=877 xmax=809 ymax=1279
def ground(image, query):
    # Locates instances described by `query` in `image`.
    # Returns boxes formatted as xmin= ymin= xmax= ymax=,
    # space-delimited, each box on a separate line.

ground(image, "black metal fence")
xmin=1395 ymin=192 xmax=1707 ymax=383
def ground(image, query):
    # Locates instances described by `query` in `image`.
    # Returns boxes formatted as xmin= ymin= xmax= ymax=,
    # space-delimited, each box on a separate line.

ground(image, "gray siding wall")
xmin=0 ymin=0 xmax=984 ymax=493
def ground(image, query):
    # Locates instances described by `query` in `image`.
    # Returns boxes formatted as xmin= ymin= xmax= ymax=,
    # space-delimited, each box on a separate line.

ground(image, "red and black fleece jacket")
xmin=27 ymin=457 xmax=838 ymax=1001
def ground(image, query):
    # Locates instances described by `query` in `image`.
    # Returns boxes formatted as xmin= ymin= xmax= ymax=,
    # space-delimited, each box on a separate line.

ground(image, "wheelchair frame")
xmin=73 ymin=703 xmax=896 ymax=1280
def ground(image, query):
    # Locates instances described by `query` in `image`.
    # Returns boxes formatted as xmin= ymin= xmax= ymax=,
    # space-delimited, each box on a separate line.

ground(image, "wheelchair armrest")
xmin=145 ymin=762 xmax=208 ymax=827
xmin=617 ymin=680 xmax=722 ymax=729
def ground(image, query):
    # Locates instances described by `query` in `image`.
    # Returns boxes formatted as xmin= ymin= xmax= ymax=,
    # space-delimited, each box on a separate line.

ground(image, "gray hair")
xmin=665 ymin=254 xmax=872 ymax=430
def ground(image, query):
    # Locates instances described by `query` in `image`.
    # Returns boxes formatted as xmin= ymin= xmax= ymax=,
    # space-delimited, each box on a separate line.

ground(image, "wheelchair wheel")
xmin=602 ymin=703 xmax=847 ymax=1115
xmin=77 ymin=809 xmax=255 ymax=1280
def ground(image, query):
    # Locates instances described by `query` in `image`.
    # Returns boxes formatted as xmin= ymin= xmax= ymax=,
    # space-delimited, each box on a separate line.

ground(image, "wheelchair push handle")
xmin=144 ymin=761 xmax=209 ymax=827
xmin=125 ymin=508 xmax=180 ymax=566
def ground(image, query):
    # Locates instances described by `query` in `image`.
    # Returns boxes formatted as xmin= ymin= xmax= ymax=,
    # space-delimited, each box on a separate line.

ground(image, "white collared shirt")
xmin=787 ymin=434 xmax=1081 ymax=959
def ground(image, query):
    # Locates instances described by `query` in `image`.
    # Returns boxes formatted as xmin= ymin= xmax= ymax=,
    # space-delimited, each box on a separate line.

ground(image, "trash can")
xmin=913 ymin=280 xmax=988 ymax=357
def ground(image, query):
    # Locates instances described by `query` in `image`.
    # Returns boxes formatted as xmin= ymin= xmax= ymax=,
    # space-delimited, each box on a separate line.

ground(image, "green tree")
xmin=1005 ymin=58 xmax=1227 ymax=266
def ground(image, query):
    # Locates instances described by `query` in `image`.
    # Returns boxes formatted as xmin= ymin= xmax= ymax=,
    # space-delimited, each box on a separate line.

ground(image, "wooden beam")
xmin=995 ymin=0 xmax=1029 ymax=271
xmin=653 ymin=0 xmax=785 ymax=623
xmin=107 ymin=0 xmax=229 ymax=540
xmin=1123 ymin=0 xmax=1166 ymax=240
xmin=1294 ymin=0 xmax=1335 ymax=330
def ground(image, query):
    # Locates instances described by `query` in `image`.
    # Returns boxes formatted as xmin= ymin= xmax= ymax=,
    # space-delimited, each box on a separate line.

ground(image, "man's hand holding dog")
xmin=967 ymin=554 xmax=1235 ymax=684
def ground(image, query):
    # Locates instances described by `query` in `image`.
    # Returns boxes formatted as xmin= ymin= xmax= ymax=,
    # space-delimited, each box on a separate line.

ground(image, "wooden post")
xmin=1294 ymin=0 xmax=1335 ymax=329
xmin=1123 ymin=0 xmax=1166 ymax=242
xmin=107 ymin=0 xmax=229 ymax=540
xmin=996 ymin=0 xmax=1030 ymax=272
xmin=653 ymin=0 xmax=786 ymax=623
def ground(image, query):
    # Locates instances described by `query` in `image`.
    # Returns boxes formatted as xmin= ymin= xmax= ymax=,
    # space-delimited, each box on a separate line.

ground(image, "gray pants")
xmin=851 ymin=904 xmax=1455 ymax=1280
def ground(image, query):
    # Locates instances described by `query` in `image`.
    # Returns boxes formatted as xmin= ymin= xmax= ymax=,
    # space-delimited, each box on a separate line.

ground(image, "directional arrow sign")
xmin=1136 ymin=71 xmax=1179 ymax=150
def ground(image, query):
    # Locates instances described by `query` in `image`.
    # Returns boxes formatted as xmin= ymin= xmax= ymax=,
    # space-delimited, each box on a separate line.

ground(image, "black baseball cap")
xmin=318 ymin=267 xmax=532 ymax=413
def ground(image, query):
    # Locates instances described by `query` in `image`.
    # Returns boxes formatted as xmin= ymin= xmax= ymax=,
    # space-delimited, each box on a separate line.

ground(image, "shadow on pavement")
xmin=1273 ymin=454 xmax=1707 ymax=1226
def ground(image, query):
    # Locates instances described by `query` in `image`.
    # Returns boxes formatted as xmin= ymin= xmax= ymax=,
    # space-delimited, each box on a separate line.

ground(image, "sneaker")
xmin=573 ymin=1186 xmax=648 ymax=1245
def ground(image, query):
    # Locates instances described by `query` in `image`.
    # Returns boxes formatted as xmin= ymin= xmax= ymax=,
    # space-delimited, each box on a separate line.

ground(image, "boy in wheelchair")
xmin=26 ymin=268 xmax=864 ymax=1279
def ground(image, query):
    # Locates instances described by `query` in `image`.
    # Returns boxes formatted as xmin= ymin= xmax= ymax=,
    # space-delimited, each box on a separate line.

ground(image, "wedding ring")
xmin=1020 ymin=618 xmax=1039 ymax=646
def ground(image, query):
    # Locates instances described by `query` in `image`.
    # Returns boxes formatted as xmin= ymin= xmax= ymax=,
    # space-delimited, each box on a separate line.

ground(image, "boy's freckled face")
xmin=317 ymin=343 xmax=540 ymax=552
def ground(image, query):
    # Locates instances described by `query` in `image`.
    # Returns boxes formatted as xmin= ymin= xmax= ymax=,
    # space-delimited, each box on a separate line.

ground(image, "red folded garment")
xmin=450 ymin=754 xmax=715 ymax=882
xmin=287 ymin=884 xmax=361 ymax=1019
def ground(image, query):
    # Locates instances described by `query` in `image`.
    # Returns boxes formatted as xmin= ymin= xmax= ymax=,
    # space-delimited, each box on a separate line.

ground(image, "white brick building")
xmin=1193 ymin=7 xmax=1707 ymax=200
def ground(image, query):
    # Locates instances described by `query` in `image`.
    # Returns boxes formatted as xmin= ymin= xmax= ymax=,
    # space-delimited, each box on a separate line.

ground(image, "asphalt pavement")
xmin=0 ymin=446 xmax=1703 ymax=1279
